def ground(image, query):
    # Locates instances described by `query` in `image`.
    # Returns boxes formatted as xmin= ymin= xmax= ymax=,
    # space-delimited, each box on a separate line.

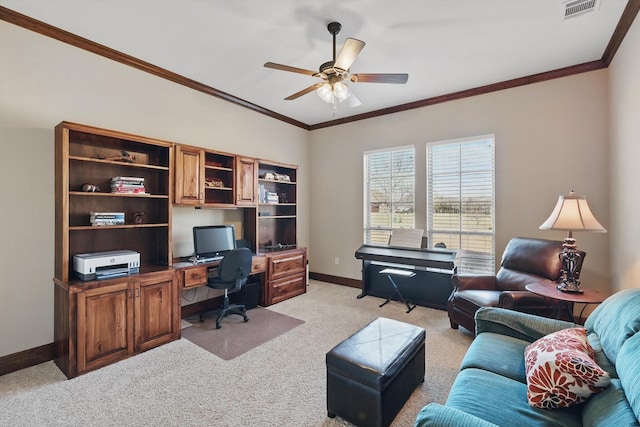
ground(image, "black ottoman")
xmin=326 ymin=317 xmax=426 ymax=427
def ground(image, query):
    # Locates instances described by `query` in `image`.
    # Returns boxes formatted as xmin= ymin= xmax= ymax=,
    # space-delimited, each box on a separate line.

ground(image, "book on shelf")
xmin=266 ymin=192 xmax=279 ymax=204
xmin=111 ymin=186 xmax=147 ymax=194
xmin=91 ymin=220 xmax=125 ymax=226
xmin=111 ymin=176 xmax=145 ymax=183
xmin=110 ymin=176 xmax=146 ymax=194
xmin=90 ymin=212 xmax=125 ymax=218
xmin=90 ymin=212 xmax=125 ymax=225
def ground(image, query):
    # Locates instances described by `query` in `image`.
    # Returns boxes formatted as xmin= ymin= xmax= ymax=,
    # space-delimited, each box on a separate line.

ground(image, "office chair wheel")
xmin=216 ymin=321 xmax=222 ymax=329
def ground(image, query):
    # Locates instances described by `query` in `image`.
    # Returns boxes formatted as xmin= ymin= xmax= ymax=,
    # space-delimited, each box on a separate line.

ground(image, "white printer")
xmin=73 ymin=250 xmax=140 ymax=281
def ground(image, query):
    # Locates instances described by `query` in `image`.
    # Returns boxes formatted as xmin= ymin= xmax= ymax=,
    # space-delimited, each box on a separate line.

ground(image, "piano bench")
xmin=326 ymin=317 xmax=425 ymax=427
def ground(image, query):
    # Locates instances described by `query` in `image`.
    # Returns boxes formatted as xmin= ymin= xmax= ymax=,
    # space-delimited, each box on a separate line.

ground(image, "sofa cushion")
xmin=582 ymin=379 xmax=639 ymax=427
xmin=616 ymin=332 xmax=640 ymax=422
xmin=446 ymin=368 xmax=582 ymax=427
xmin=586 ymin=332 xmax=617 ymax=379
xmin=524 ymin=328 xmax=610 ymax=409
xmin=452 ymin=290 xmax=502 ymax=313
xmin=584 ymin=288 xmax=640 ymax=363
xmin=460 ymin=332 xmax=528 ymax=383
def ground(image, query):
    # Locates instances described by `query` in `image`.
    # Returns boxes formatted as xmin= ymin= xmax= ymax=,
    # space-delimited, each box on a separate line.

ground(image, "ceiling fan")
xmin=264 ymin=22 xmax=408 ymax=108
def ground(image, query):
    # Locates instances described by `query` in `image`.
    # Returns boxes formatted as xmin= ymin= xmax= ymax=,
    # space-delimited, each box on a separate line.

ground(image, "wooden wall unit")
xmin=54 ymin=122 xmax=179 ymax=379
xmin=53 ymin=122 xmax=304 ymax=377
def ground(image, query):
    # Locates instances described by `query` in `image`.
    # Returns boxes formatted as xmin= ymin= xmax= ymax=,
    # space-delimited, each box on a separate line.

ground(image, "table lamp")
xmin=539 ymin=191 xmax=606 ymax=293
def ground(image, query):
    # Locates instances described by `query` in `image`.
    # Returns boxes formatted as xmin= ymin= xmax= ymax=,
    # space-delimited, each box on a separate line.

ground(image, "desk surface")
xmin=526 ymin=283 xmax=606 ymax=304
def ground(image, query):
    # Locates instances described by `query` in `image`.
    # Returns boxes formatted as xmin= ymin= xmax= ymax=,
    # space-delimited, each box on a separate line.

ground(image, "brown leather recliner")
xmin=448 ymin=237 xmax=585 ymax=334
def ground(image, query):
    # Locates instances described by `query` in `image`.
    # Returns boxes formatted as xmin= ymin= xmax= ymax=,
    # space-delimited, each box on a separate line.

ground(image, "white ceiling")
xmin=0 ymin=0 xmax=630 ymax=126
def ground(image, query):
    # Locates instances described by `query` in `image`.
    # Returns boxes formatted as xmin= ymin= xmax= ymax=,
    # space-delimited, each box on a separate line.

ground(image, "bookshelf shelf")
xmin=68 ymin=155 xmax=170 ymax=171
xmin=69 ymin=191 xmax=169 ymax=199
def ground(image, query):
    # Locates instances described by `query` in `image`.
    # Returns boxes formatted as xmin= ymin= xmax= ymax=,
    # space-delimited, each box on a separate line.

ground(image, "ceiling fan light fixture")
xmin=333 ymin=82 xmax=349 ymax=101
xmin=316 ymin=82 xmax=350 ymax=103
xmin=316 ymin=83 xmax=334 ymax=103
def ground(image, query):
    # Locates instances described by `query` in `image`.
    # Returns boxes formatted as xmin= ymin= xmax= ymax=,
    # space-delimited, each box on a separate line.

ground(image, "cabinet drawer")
xmin=270 ymin=272 xmax=306 ymax=305
xmin=251 ymin=255 xmax=266 ymax=274
xmin=183 ymin=266 xmax=208 ymax=288
xmin=268 ymin=251 xmax=305 ymax=281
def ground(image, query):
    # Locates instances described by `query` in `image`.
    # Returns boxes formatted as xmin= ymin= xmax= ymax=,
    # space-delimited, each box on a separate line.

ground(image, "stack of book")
xmin=266 ymin=192 xmax=279 ymax=204
xmin=111 ymin=176 xmax=145 ymax=194
xmin=90 ymin=212 xmax=125 ymax=226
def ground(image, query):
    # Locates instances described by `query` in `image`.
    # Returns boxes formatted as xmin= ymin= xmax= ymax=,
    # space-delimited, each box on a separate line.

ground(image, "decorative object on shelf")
xmin=279 ymin=193 xmax=288 ymax=203
xmin=81 ymin=183 xmax=100 ymax=192
xmin=97 ymin=150 xmax=136 ymax=163
xmin=134 ymin=211 xmax=145 ymax=224
xmin=274 ymin=173 xmax=291 ymax=182
xmin=539 ymin=190 xmax=607 ymax=293
xmin=261 ymin=172 xmax=276 ymax=180
xmin=205 ymin=179 xmax=225 ymax=188
xmin=111 ymin=176 xmax=146 ymax=194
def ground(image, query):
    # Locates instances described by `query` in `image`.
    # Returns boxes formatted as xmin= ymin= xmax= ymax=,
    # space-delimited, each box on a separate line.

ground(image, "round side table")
xmin=525 ymin=283 xmax=606 ymax=323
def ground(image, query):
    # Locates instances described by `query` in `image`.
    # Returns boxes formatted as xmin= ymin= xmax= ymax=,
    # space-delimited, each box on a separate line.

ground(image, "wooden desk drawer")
xmin=270 ymin=272 xmax=306 ymax=305
xmin=251 ymin=255 xmax=266 ymax=274
xmin=267 ymin=251 xmax=305 ymax=281
xmin=183 ymin=266 xmax=208 ymax=288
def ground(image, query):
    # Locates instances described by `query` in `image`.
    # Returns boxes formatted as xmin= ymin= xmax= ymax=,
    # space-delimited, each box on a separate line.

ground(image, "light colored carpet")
xmin=182 ymin=307 xmax=305 ymax=360
xmin=0 ymin=280 xmax=473 ymax=426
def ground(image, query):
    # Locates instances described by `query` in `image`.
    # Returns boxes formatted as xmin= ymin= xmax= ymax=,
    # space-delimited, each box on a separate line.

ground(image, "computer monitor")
xmin=193 ymin=225 xmax=236 ymax=259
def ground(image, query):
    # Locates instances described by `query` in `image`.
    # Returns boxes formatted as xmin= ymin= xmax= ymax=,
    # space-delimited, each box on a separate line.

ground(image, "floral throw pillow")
xmin=524 ymin=327 xmax=610 ymax=409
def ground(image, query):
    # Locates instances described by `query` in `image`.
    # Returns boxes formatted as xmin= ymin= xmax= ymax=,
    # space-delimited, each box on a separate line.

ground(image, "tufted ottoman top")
xmin=326 ymin=317 xmax=426 ymax=391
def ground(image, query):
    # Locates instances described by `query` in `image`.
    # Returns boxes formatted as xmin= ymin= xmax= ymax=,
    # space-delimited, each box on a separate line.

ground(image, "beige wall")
xmin=1 ymin=15 xmax=637 ymax=358
xmin=0 ymin=22 xmax=309 ymax=357
xmin=609 ymin=16 xmax=640 ymax=292
xmin=308 ymin=71 xmax=612 ymax=293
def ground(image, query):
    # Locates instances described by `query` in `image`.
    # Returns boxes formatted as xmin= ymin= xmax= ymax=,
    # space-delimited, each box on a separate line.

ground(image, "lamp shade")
xmin=539 ymin=191 xmax=606 ymax=232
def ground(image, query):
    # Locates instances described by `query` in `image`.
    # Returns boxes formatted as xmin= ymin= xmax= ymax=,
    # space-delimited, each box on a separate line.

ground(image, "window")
xmin=364 ymin=146 xmax=415 ymax=245
xmin=427 ymin=136 xmax=495 ymax=274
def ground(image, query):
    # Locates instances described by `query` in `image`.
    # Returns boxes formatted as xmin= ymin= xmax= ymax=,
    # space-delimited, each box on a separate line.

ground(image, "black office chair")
xmin=200 ymin=248 xmax=252 ymax=329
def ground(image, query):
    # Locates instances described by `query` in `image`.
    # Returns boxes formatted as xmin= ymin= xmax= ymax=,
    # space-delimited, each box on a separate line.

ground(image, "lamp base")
xmin=557 ymin=282 xmax=584 ymax=294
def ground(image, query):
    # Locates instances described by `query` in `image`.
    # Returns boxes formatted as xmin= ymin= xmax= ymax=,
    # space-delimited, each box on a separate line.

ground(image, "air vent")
xmin=564 ymin=0 xmax=599 ymax=19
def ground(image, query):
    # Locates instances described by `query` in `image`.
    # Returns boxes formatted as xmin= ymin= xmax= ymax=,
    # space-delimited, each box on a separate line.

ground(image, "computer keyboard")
xmin=195 ymin=256 xmax=223 ymax=264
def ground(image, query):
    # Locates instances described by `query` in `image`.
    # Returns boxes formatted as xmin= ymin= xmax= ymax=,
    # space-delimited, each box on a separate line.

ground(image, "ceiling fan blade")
xmin=284 ymin=83 xmax=323 ymax=100
xmin=334 ymin=38 xmax=365 ymax=71
xmin=264 ymin=62 xmax=317 ymax=76
xmin=350 ymin=73 xmax=409 ymax=84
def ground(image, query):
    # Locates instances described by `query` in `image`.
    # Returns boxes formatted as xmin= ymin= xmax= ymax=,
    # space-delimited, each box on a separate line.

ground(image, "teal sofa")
xmin=415 ymin=288 xmax=640 ymax=427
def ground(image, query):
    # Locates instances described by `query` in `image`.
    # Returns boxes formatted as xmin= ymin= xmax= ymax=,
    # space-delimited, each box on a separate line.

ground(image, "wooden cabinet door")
xmin=134 ymin=272 xmax=179 ymax=352
xmin=175 ymin=145 xmax=204 ymax=205
xmin=76 ymin=281 xmax=134 ymax=374
xmin=236 ymin=156 xmax=257 ymax=206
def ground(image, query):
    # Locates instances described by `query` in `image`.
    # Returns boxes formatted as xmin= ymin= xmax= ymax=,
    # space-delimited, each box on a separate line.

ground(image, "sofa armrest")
xmin=452 ymin=275 xmax=497 ymax=292
xmin=415 ymin=403 xmax=499 ymax=427
xmin=498 ymin=290 xmax=547 ymax=309
xmin=475 ymin=307 xmax=576 ymax=343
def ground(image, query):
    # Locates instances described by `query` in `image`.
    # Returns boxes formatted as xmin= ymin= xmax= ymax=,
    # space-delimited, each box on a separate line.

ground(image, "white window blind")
xmin=427 ymin=136 xmax=495 ymax=274
xmin=364 ymin=146 xmax=415 ymax=245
